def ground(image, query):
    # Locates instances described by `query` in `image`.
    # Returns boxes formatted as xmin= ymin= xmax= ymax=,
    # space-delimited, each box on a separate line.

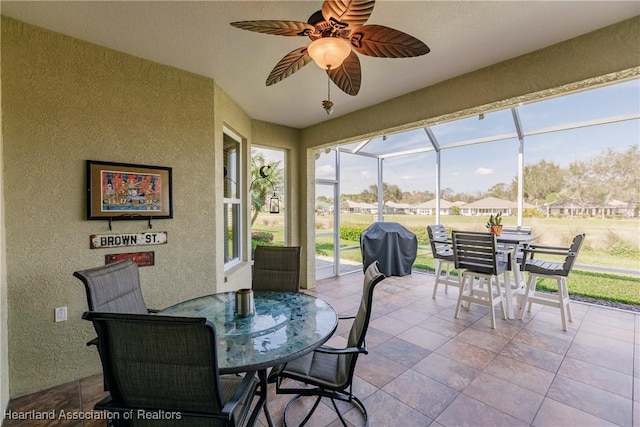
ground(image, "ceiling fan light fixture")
xmin=307 ymin=37 xmax=351 ymax=70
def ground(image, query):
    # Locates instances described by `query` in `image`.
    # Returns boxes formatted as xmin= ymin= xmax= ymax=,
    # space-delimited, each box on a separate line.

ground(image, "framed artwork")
xmin=86 ymin=160 xmax=173 ymax=220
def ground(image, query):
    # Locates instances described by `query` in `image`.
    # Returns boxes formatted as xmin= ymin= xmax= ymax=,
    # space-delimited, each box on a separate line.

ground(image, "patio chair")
xmin=82 ymin=312 xmax=264 ymax=426
xmin=267 ymin=261 xmax=386 ymax=427
xmin=73 ymin=259 xmax=159 ymax=347
xmin=452 ymin=231 xmax=508 ymax=329
xmin=499 ymin=226 xmax=533 ymax=263
xmin=252 ymin=245 xmax=301 ymax=292
xmin=427 ymin=224 xmax=459 ymax=298
xmin=519 ymin=233 xmax=586 ymax=331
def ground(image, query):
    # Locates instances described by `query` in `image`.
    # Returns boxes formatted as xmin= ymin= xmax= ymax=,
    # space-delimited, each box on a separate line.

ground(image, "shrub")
xmin=251 ymin=231 xmax=274 ymax=244
xmin=340 ymin=227 xmax=365 ymax=241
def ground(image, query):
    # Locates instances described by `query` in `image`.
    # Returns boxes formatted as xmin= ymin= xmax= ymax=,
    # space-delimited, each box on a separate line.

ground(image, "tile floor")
xmin=4 ymin=271 xmax=639 ymax=427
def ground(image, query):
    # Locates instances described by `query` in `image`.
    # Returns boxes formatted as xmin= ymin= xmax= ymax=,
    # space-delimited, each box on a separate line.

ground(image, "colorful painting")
xmin=87 ymin=160 xmax=172 ymax=220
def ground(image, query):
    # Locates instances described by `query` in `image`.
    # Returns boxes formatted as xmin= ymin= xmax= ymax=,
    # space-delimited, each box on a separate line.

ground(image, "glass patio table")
xmin=159 ymin=290 xmax=338 ymax=426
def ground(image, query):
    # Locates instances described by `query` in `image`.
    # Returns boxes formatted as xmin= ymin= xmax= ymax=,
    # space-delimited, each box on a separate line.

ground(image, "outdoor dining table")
xmin=496 ymin=232 xmax=538 ymax=318
xmin=159 ymin=290 xmax=339 ymax=426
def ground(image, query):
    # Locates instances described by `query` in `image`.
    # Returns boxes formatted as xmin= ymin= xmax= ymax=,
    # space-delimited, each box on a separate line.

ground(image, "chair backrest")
xmin=73 ymin=259 xmax=149 ymax=314
xmin=427 ymin=224 xmax=452 ymax=259
xmin=252 ymin=245 xmax=301 ymax=292
xmin=561 ymin=233 xmax=586 ymax=276
xmin=345 ymin=261 xmax=385 ymax=372
xmin=82 ymin=312 xmax=227 ymax=417
xmin=452 ymin=231 xmax=499 ymax=275
xmin=500 ymin=226 xmax=532 ymax=235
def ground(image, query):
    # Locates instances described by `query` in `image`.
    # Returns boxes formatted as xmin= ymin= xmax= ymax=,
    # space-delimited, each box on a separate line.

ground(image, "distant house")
xmin=543 ymin=198 xmax=636 ymax=217
xmin=412 ymin=199 xmax=454 ymax=215
xmin=384 ymin=201 xmax=413 ymax=214
xmin=342 ymin=200 xmax=377 ymax=214
xmin=459 ymin=197 xmax=534 ymax=216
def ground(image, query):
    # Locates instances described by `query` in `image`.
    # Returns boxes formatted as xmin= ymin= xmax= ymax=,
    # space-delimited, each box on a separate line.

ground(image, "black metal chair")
xmin=520 ymin=233 xmax=586 ymax=331
xmin=427 ymin=224 xmax=459 ymax=298
xmin=83 ymin=312 xmax=264 ymax=427
xmin=252 ymin=245 xmax=301 ymax=292
xmin=267 ymin=261 xmax=386 ymax=427
xmin=452 ymin=231 xmax=508 ymax=329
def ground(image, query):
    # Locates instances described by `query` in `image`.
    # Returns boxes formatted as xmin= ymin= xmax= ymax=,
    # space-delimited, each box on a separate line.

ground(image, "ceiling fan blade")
xmin=266 ymin=47 xmax=313 ymax=86
xmin=230 ymin=20 xmax=315 ymax=37
xmin=327 ymin=51 xmax=361 ymax=96
xmin=322 ymin=0 xmax=375 ymax=31
xmin=350 ymin=24 xmax=430 ymax=58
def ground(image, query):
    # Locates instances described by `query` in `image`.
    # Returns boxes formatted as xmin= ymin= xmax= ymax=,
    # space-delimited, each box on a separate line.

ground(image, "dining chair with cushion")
xmin=519 ymin=233 xmax=585 ymax=331
xmin=73 ymin=259 xmax=157 ymax=315
xmin=252 ymin=245 xmax=301 ymax=292
xmin=83 ymin=311 xmax=264 ymax=427
xmin=427 ymin=224 xmax=459 ymax=298
xmin=267 ymin=261 xmax=385 ymax=427
xmin=74 ymin=259 xmax=158 ymax=348
xmin=452 ymin=231 xmax=508 ymax=329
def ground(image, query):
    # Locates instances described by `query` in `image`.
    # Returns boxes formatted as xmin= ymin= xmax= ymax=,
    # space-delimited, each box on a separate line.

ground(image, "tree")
xmin=250 ymin=155 xmax=282 ymax=226
xmin=487 ymin=183 xmax=511 ymax=200
xmin=519 ymin=160 xmax=565 ymax=204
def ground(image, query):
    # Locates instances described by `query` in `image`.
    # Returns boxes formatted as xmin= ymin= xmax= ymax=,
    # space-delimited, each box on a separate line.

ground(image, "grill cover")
xmin=360 ymin=222 xmax=417 ymax=276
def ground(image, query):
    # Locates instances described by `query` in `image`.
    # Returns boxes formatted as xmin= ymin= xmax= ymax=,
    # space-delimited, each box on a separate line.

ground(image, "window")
xmin=250 ymin=146 xmax=286 ymax=256
xmin=223 ymin=131 xmax=241 ymax=266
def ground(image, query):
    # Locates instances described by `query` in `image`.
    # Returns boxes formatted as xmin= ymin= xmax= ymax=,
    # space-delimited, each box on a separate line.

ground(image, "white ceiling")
xmin=2 ymin=1 xmax=638 ymax=129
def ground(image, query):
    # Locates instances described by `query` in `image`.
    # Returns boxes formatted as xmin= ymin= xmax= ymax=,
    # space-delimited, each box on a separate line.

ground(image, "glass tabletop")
xmin=159 ymin=291 xmax=338 ymax=373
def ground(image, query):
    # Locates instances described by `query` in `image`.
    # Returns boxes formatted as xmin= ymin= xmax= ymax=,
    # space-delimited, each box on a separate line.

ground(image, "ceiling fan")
xmin=231 ymin=0 xmax=430 ymax=111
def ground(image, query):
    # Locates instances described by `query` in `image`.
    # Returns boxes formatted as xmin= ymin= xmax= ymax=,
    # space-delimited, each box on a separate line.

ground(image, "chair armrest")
xmin=146 ymin=308 xmax=160 ymax=314
xmin=339 ymin=315 xmax=356 ymax=320
xmin=430 ymin=238 xmax=452 ymax=244
xmin=86 ymin=337 xmax=98 ymax=347
xmin=220 ymin=370 xmax=258 ymax=417
xmin=524 ymin=244 xmax=570 ymax=252
xmin=315 ymin=345 xmax=368 ymax=356
xmin=520 ymin=245 xmax=571 ymax=269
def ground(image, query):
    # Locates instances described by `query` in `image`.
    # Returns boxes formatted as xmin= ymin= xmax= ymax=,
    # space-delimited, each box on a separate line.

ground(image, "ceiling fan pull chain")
xmin=322 ymin=68 xmax=334 ymax=115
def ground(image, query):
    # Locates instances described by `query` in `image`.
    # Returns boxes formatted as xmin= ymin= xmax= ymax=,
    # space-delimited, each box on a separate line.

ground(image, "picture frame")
xmin=86 ymin=160 xmax=173 ymax=220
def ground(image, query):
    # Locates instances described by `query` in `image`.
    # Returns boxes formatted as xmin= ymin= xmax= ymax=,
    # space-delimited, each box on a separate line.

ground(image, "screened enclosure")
xmin=315 ymin=78 xmax=640 ymax=291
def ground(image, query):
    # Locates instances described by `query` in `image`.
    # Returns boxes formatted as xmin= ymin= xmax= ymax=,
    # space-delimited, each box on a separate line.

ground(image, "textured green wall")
xmin=0 ymin=16 xmax=299 ymax=397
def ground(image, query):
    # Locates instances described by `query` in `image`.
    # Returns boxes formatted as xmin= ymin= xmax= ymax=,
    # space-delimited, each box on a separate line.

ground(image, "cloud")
xmin=316 ymin=164 xmax=335 ymax=178
xmin=475 ymin=167 xmax=494 ymax=176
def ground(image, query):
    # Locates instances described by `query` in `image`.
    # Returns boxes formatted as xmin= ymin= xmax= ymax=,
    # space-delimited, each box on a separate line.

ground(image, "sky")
xmin=315 ymin=78 xmax=640 ymax=197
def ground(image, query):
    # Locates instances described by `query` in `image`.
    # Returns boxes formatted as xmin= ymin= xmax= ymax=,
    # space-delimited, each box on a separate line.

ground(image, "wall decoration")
xmin=86 ymin=160 xmax=173 ymax=221
xmin=90 ymin=232 xmax=168 ymax=249
xmin=105 ymin=251 xmax=155 ymax=267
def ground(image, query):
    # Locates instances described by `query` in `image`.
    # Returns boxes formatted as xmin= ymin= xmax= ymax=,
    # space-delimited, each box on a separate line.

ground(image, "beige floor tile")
xmin=412 ymin=352 xmax=481 ymax=391
xmin=463 ymin=373 xmax=544 ymax=423
xmin=547 ymin=375 xmax=633 ymax=426
xmin=499 ymin=340 xmax=564 ymax=373
xmin=396 ymin=325 xmax=451 ymax=351
xmin=533 ymin=397 xmax=619 ymax=427
xmin=435 ymin=339 xmax=497 ymax=370
xmin=382 ymin=369 xmax=458 ymax=420
xmin=435 ymin=394 xmax=527 ymax=427
xmin=558 ymin=356 xmax=634 ymax=399
xmin=484 ymin=354 xmax=555 ymax=395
